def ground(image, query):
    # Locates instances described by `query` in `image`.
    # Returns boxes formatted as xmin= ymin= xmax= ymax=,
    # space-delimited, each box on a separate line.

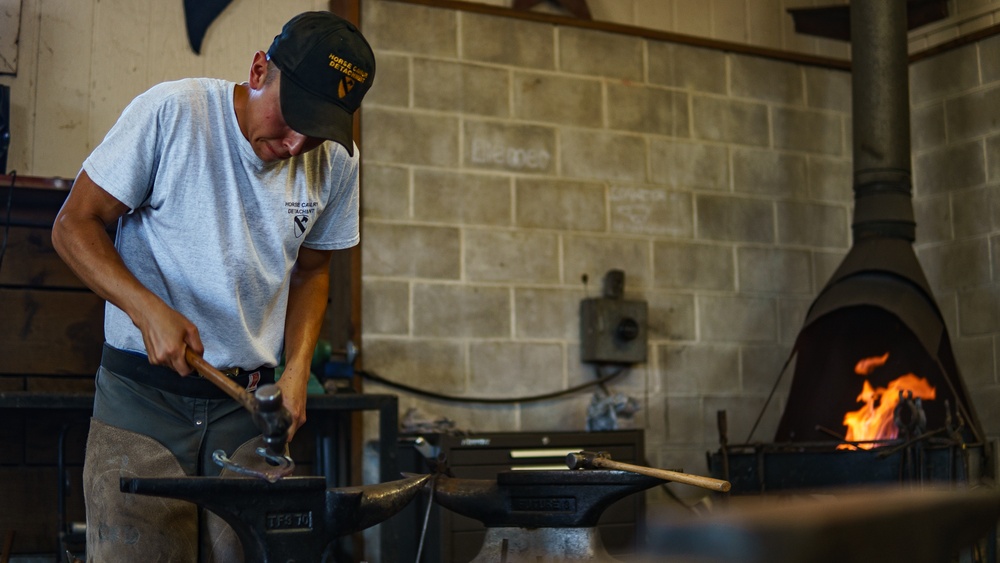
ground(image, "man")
xmin=51 ymin=11 xmax=374 ymax=561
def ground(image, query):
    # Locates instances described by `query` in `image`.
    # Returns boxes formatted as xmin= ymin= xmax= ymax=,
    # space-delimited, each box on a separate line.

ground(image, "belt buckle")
xmin=220 ymin=367 xmax=240 ymax=379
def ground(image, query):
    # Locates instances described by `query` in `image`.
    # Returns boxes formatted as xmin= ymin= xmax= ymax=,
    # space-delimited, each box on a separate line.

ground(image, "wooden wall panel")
xmin=0 ymin=227 xmax=86 ymax=288
xmin=0 ymin=289 xmax=104 ymax=375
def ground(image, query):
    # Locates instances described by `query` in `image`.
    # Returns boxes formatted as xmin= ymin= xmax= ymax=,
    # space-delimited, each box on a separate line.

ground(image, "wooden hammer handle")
xmin=184 ymin=348 xmax=255 ymax=410
xmin=593 ymin=457 xmax=731 ymax=492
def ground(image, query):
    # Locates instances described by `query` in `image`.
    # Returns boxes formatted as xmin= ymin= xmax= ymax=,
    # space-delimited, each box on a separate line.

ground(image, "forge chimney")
xmin=773 ymin=0 xmax=984 ymax=446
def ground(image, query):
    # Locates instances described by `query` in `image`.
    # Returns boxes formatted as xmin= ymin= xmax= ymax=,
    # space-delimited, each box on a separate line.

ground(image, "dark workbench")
xmin=0 ymin=391 xmax=403 ymax=561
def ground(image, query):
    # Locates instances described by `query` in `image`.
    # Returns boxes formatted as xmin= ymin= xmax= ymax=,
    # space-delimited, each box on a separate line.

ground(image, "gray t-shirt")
xmin=84 ymin=78 xmax=360 ymax=369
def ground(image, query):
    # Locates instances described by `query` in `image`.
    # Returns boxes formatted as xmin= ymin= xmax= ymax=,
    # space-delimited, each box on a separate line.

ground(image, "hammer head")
xmin=252 ymin=384 xmax=292 ymax=457
xmin=566 ymin=450 xmax=611 ymax=470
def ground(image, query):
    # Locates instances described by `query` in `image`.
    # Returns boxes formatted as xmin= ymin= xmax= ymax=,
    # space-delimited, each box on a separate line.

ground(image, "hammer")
xmin=566 ymin=451 xmax=731 ymax=493
xmin=185 ymin=349 xmax=292 ymax=458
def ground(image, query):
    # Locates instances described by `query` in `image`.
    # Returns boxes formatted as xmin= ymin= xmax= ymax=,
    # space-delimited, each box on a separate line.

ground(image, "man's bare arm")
xmin=51 ymin=170 xmax=202 ymax=374
xmin=278 ymin=246 xmax=334 ymax=440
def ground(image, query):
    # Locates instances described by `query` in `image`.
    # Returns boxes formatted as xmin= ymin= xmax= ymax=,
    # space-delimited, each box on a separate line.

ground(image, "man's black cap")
xmin=267 ymin=11 xmax=375 ymax=155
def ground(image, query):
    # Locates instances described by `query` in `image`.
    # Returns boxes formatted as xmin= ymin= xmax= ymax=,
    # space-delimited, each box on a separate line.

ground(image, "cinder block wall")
xmin=910 ymin=39 xmax=1000 ymax=440
xmin=357 ymin=0 xmax=856 ymax=497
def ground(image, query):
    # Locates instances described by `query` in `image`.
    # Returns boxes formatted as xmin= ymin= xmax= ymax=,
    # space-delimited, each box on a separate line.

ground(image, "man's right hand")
xmin=133 ymin=298 xmax=204 ymax=376
xmin=53 ymin=170 xmax=202 ymax=377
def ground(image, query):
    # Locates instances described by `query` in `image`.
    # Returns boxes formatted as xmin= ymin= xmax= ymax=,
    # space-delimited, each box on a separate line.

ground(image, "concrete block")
xmin=560 ymin=129 xmax=648 ymax=182
xmin=659 ymin=344 xmax=740 ymax=394
xmin=567 ymin=351 xmax=647 ymax=394
xmin=912 ymin=102 xmax=947 ymax=152
xmin=362 ymin=280 xmax=410 ymax=335
xmin=413 ymin=59 xmax=510 ymax=117
xmin=365 ymin=53 xmax=409 ymax=108
xmin=913 ymin=193 xmax=953 ymax=244
xmin=361 ymin=338 xmax=466 ymax=392
xmin=696 ymin=195 xmax=775 ymax=243
xmin=741 ymin=345 xmax=794 ymax=396
xmin=461 ymin=12 xmax=555 ymax=69
xmin=610 ymin=185 xmax=692 ymax=238
xmin=957 ymin=285 xmax=1000 ymax=335
xmin=732 ymin=148 xmax=809 ymax=198
xmin=737 ymin=247 xmax=813 ymax=294
xmin=513 ymin=72 xmax=603 ymax=128
xmin=564 ymin=235 xmax=652 ymax=289
xmin=516 ymin=178 xmax=606 ymax=232
xmin=952 ymin=187 xmax=994 ymax=238
xmin=804 ymin=66 xmax=851 ymax=113
xmin=730 ymin=54 xmax=804 ymax=105
xmin=514 ymin=287 xmax=581 ymax=340
xmin=776 ymin=201 xmax=850 ymax=248
xmin=951 ymin=336 xmax=997 ymax=388
xmin=363 ymin=108 xmax=460 ymax=167
xmin=606 ymin=83 xmax=689 ymax=137
xmin=691 ymin=96 xmax=769 ymax=146
xmin=910 ymin=44 xmax=980 ymax=105
xmin=980 ymin=33 xmax=1000 ymax=85
xmin=773 ymin=106 xmax=844 ymax=156
xmin=463 ymin=120 xmax=556 ymax=175
xmin=648 ymin=139 xmax=729 ymax=191
xmin=987 ymin=135 xmax=1000 ymax=184
xmin=807 ymin=156 xmax=852 ymax=203
xmin=812 ymin=250 xmax=847 ymax=290
xmin=519 ymin=395 xmax=592 ymax=432
xmin=411 ymin=283 xmax=510 ymax=338
xmin=558 ymin=27 xmax=643 ymax=81
xmin=413 ymin=170 xmax=511 ymax=226
xmin=699 ymin=295 xmax=777 ymax=343
xmin=778 ymin=297 xmax=813 ymax=346
xmin=995 ymin=234 xmax=1000 ymax=280
xmin=362 ymin=223 xmax=460 ymax=279
xmin=364 ymin=0 xmax=457 ymax=57
xmin=652 ymin=241 xmax=734 ymax=291
xmin=945 ymin=85 xmax=1000 ymax=143
xmin=645 ymin=291 xmax=696 ymax=342
xmin=464 ymin=229 xmax=560 ymax=283
xmin=703 ymin=395 xmax=780 ymax=444
xmin=919 ymin=238 xmax=993 ymax=292
xmin=647 ymin=43 xmax=727 ymax=94
xmin=469 ymin=341 xmax=565 ymax=396
xmin=659 ymin=396 xmax=704 ymax=445
xmin=360 ymin=164 xmax=409 ymax=221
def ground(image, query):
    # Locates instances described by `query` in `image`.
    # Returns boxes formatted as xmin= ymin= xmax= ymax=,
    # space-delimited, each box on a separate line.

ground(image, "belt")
xmin=101 ymin=343 xmax=275 ymax=400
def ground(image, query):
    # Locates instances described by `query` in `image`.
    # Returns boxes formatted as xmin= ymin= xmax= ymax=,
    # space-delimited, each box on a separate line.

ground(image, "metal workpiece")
xmin=432 ymin=470 xmax=663 ymax=528
xmin=120 ymin=473 xmax=430 ymax=563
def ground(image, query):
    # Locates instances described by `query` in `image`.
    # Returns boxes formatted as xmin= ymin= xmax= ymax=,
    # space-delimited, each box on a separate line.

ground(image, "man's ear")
xmin=248 ymin=51 xmax=269 ymax=89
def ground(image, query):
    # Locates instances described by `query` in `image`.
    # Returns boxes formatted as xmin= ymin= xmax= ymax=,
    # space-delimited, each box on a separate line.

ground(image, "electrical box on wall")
xmin=580 ymin=270 xmax=648 ymax=364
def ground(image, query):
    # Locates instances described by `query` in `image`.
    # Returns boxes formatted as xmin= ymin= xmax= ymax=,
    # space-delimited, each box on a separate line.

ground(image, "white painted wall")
xmin=0 ymin=0 xmax=328 ymax=178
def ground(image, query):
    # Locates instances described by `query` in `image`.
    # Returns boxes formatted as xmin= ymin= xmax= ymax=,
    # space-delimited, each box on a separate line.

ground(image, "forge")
xmin=709 ymin=0 xmax=992 ymax=493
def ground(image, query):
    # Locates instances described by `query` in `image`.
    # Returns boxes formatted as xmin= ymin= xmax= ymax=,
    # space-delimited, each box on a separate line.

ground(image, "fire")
xmin=838 ymin=353 xmax=936 ymax=450
xmin=854 ymin=352 xmax=889 ymax=376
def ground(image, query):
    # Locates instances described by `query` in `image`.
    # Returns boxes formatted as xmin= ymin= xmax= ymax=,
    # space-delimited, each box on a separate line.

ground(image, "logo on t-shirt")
xmin=293 ymin=215 xmax=309 ymax=238
xmin=286 ymin=200 xmax=318 ymax=239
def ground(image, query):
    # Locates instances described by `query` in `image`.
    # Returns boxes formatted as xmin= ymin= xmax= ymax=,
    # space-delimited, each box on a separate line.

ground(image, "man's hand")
xmin=133 ymin=298 xmax=204 ymax=376
xmin=275 ymin=363 xmax=310 ymax=442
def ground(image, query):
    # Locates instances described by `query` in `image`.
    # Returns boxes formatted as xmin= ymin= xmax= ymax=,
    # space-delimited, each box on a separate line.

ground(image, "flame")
xmin=854 ymin=352 xmax=889 ymax=376
xmin=838 ymin=373 xmax=936 ymax=450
